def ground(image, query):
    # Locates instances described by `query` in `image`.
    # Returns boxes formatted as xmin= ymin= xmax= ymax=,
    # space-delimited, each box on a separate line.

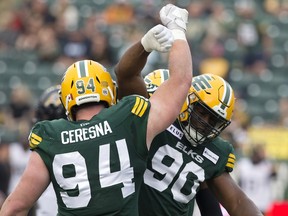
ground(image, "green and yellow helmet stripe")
xmin=160 ymin=69 xmax=169 ymax=82
xmin=218 ymin=76 xmax=234 ymax=110
xmin=76 ymin=60 xmax=89 ymax=78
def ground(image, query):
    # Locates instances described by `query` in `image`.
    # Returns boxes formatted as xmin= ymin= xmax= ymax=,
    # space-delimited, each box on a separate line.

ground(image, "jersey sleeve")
xmin=28 ymin=121 xmax=53 ymax=168
xmin=226 ymin=152 xmax=236 ymax=173
xmin=209 ymin=137 xmax=236 ymax=178
xmin=218 ymin=138 xmax=236 ymax=173
xmin=129 ymin=95 xmax=150 ymax=118
xmin=117 ymin=95 xmax=150 ymax=119
xmin=29 ymin=121 xmax=45 ymax=150
xmin=118 ymin=95 xmax=151 ymax=158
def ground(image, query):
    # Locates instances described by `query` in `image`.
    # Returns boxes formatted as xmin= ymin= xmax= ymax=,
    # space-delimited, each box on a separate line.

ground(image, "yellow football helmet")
xmin=144 ymin=69 xmax=170 ymax=97
xmin=60 ymin=60 xmax=116 ymax=120
xmin=144 ymin=69 xmax=235 ymax=146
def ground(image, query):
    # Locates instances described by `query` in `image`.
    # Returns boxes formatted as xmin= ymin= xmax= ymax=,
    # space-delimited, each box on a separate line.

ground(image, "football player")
xmin=0 ymin=4 xmax=192 ymax=215
xmin=116 ymin=69 xmax=263 ymax=216
xmin=114 ymin=4 xmax=263 ymax=216
xmin=141 ymin=70 xmax=235 ymax=216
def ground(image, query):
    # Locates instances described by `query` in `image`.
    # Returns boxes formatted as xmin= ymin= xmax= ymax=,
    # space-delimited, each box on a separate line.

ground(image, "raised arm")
xmin=114 ymin=42 xmax=149 ymax=99
xmin=147 ymin=4 xmax=192 ymax=147
xmin=115 ymin=25 xmax=173 ymax=99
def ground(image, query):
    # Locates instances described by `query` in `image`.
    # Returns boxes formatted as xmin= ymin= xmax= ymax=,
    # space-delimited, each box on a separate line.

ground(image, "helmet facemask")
xmin=179 ymin=93 xmax=231 ymax=146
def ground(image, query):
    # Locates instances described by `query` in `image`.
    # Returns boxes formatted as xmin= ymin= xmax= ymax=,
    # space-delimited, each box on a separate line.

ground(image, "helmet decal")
xmin=192 ymin=74 xmax=213 ymax=91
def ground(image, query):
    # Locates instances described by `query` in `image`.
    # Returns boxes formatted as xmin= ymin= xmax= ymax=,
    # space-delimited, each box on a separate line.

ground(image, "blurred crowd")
xmin=0 ymin=0 xmax=288 ymax=214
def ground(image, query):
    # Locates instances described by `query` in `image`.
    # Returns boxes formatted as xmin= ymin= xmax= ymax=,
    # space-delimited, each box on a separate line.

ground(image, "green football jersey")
xmin=139 ymin=121 xmax=235 ymax=216
xmin=29 ymin=95 xmax=151 ymax=216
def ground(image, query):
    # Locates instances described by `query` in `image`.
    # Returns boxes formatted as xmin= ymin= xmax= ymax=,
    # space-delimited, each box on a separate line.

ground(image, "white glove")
xmin=160 ymin=4 xmax=188 ymax=32
xmin=160 ymin=4 xmax=188 ymax=41
xmin=141 ymin=24 xmax=174 ymax=53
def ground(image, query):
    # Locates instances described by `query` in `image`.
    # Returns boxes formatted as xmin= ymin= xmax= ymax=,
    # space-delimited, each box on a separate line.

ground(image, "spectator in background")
xmin=27 ymin=0 xmax=56 ymax=24
xmin=234 ymin=0 xmax=272 ymax=75
xmin=103 ymin=0 xmax=135 ymax=25
xmin=279 ymin=97 xmax=288 ymax=127
xmin=14 ymin=16 xmax=41 ymax=51
xmin=234 ymin=144 xmax=277 ymax=215
xmin=60 ymin=30 xmax=91 ymax=61
xmin=88 ymin=31 xmax=113 ymax=68
xmin=14 ymin=0 xmax=56 ymax=51
xmin=36 ymin=25 xmax=60 ymax=61
xmin=2 ymin=85 xmax=34 ymax=141
xmin=199 ymin=36 xmax=230 ymax=79
xmin=50 ymin=0 xmax=79 ymax=32
xmin=243 ymin=52 xmax=268 ymax=76
xmin=186 ymin=0 xmax=207 ymax=43
xmin=234 ymin=0 xmax=259 ymax=50
xmin=205 ymin=2 xmax=232 ymax=40
xmin=264 ymin=0 xmax=280 ymax=15
xmin=134 ymin=0 xmax=159 ymax=28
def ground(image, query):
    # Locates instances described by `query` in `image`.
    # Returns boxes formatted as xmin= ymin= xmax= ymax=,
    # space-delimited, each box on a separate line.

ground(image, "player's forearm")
xmin=169 ymin=39 xmax=192 ymax=80
xmin=229 ymin=204 xmax=264 ymax=216
xmin=196 ymin=188 xmax=223 ymax=216
xmin=115 ymin=41 xmax=149 ymax=80
xmin=0 ymin=199 xmax=29 ymax=216
xmin=168 ymin=39 xmax=192 ymax=111
xmin=115 ymin=41 xmax=150 ymax=100
xmin=225 ymin=194 xmax=264 ymax=216
xmin=150 ymin=39 xmax=192 ymax=133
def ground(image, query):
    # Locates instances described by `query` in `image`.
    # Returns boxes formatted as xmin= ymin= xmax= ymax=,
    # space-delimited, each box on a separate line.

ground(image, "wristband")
xmin=172 ymin=29 xmax=186 ymax=41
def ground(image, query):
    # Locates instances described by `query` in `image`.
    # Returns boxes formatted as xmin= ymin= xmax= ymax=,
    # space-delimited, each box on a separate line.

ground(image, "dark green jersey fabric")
xmin=139 ymin=121 xmax=235 ymax=216
xmin=29 ymin=95 xmax=150 ymax=216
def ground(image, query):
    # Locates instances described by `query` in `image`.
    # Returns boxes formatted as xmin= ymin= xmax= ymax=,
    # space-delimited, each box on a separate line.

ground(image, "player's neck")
xmin=75 ymin=104 xmax=106 ymax=121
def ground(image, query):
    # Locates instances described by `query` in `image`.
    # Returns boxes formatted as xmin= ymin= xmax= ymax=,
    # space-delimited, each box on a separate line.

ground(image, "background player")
xmin=33 ymin=85 xmax=66 ymax=216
